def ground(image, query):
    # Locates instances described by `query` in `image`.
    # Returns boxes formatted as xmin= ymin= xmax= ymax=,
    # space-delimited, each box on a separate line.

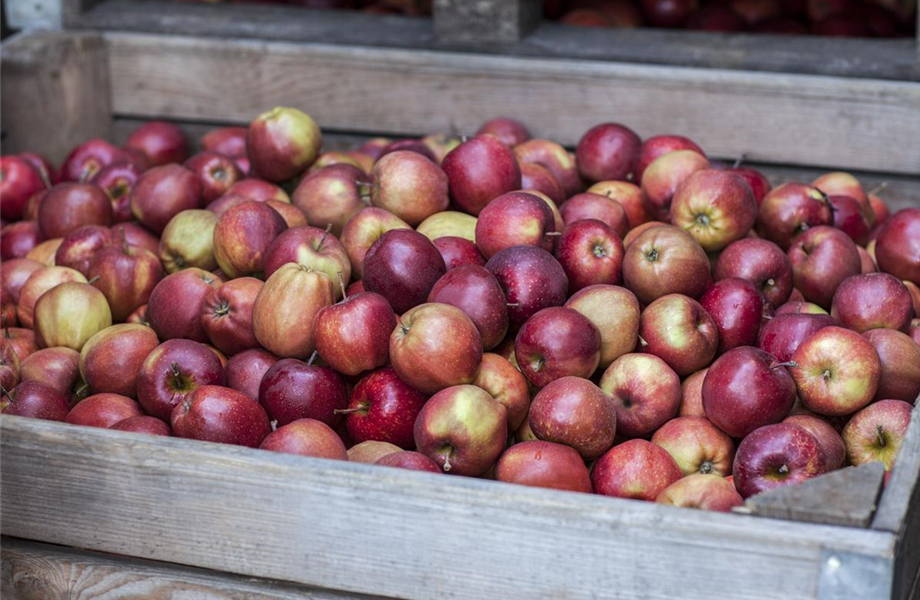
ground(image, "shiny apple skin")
xmin=495 ymin=440 xmax=592 ymax=493
xmin=638 ymin=293 xmax=719 ymax=377
xmin=474 ymin=191 xmax=555 ymax=260
xmin=1 ymin=381 xmax=71 ymax=421
xmin=441 ymin=135 xmax=522 ymax=216
xmin=200 ymin=277 xmax=263 ymax=355
xmin=146 ymin=268 xmax=221 ymax=343
xmin=65 ymin=393 xmax=143 ymax=428
xmin=756 ymin=313 xmax=836 ymax=363
xmin=259 ymin=418 xmax=348 ymax=459
xmin=875 ymin=208 xmax=920 ymax=286
xmin=700 ymin=278 xmax=765 ymax=354
xmin=592 ymin=439 xmax=683 ymax=501
xmin=842 ymin=399 xmax=912 ymax=471
xmin=485 ymin=246 xmax=568 ymax=330
xmin=110 ymin=415 xmax=172 ymax=436
xmin=600 ymin=353 xmax=681 ymax=438
xmin=130 ymin=164 xmax=203 ymax=235
xmin=38 ymin=183 xmax=114 ymax=239
xmin=375 ymin=451 xmax=443 ymax=473
xmin=515 ymin=307 xmax=601 ymax=388
xmin=863 ymin=329 xmax=920 ymax=403
xmin=622 ymin=225 xmax=711 ymax=305
xmin=783 ymin=414 xmax=845 ymax=471
xmin=756 ymin=183 xmax=832 ymax=250
xmin=787 ymin=226 xmax=861 ymax=309
xmin=135 ymin=339 xmax=224 ymax=421
xmin=428 ymin=265 xmax=508 ymax=351
xmin=258 ymin=358 xmax=348 ymax=427
xmin=79 ymin=323 xmax=159 ymax=397
xmin=341 ymin=367 xmax=427 ymax=449
xmin=125 ymin=121 xmax=190 ymax=166
xmin=732 ymin=422 xmax=825 ymax=498
xmin=830 ymin=273 xmax=913 ymax=333
xmin=223 ymin=348 xmax=279 ymax=400
xmin=669 ymin=169 xmax=758 ymax=252
xmin=528 ymin=376 xmax=617 ymax=460
xmin=314 ymin=291 xmax=396 ymax=377
xmin=714 ymin=238 xmax=793 ymax=307
xmin=576 ymin=122 xmax=641 ymax=183
xmin=172 ymin=384 xmax=271 ymax=448
xmin=432 ymin=236 xmax=486 ymax=271
xmin=362 ymin=229 xmax=446 ymax=315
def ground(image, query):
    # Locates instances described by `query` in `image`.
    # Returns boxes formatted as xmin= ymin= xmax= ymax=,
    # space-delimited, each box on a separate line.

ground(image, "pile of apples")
xmin=1 ymin=107 xmax=918 ymax=514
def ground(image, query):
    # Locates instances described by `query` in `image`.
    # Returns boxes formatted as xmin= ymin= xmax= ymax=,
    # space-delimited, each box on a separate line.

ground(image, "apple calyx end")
xmin=699 ymin=461 xmax=714 ymax=475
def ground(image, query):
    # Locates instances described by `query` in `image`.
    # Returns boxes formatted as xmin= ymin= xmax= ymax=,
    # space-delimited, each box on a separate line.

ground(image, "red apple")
xmin=1 ymin=258 xmax=44 ymax=304
xmin=576 ymin=123 xmax=641 ymax=183
xmin=146 ymin=268 xmax=221 ymax=343
xmin=0 ymin=156 xmax=46 ymax=220
xmin=520 ymin=162 xmax=565 ymax=205
xmin=757 ymin=183 xmax=832 ymax=250
xmin=375 ymin=451 xmax=442 ymax=473
xmin=130 ymin=164 xmax=203 ymax=234
xmin=92 ymin=163 xmax=141 ymax=223
xmin=38 ymin=183 xmax=113 ymax=239
xmin=213 ymin=200 xmax=287 ymax=278
xmin=87 ymin=239 xmax=164 ymax=322
xmin=828 ymin=195 xmax=870 ymax=246
xmin=474 ymin=191 xmax=555 ymax=260
xmin=348 ymin=440 xmax=402 ymax=464
xmin=514 ymin=139 xmax=581 ymax=197
xmin=601 ymin=353 xmax=681 ymax=438
xmin=842 ymin=399 xmax=912 ymax=471
xmin=16 ymin=266 xmax=87 ymax=329
xmin=812 ymin=171 xmax=870 ymax=221
xmin=201 ymin=126 xmax=247 ymax=158
xmin=432 ymin=236 xmax=485 ymax=270
xmin=19 ymin=347 xmax=80 ymax=396
xmin=495 ymin=441 xmax=591 ymax=493
xmin=639 ymin=294 xmax=719 ymax=377
xmin=110 ymin=415 xmax=171 ymax=436
xmin=185 ymin=151 xmax=243 ymax=203
xmin=515 ymin=307 xmax=601 ymax=388
xmin=726 ymin=167 xmax=772 ymax=205
xmin=54 ymin=225 xmax=115 ymax=275
xmin=566 ymin=284 xmax=640 ymax=368
xmin=259 ymin=418 xmax=348 ymax=459
xmin=586 ymin=180 xmax=649 ymax=229
xmin=1 ymin=221 xmax=43 ymax=260
xmin=788 ymin=226 xmax=861 ymax=309
xmin=427 ymin=265 xmax=509 ymax=350
xmin=314 ymin=291 xmax=397 ymax=376
xmin=875 ymin=208 xmax=920 ymax=286
xmin=246 ymin=107 xmax=322 ymax=182
xmin=622 ymin=225 xmax=711 ymax=305
xmin=125 ymin=121 xmax=190 ymax=166
xmin=339 ymin=207 xmax=411 ymax=278
xmin=258 ymin=358 xmax=348 ymax=427
xmin=338 ymin=367 xmax=427 ymax=449
xmin=640 ymin=150 xmax=710 ymax=221
xmin=59 ymin=139 xmax=138 ymax=183
xmin=592 ymin=439 xmax=683 ymax=500
xmin=700 ymin=278 xmax=765 ymax=353
xmin=831 ymin=273 xmax=913 ymax=333
xmin=200 ymin=277 xmax=262 ymax=355
xmin=733 ymin=422 xmax=824 ymax=498
xmin=554 ymin=219 xmax=625 ymax=293
xmin=65 ymin=393 xmax=143 ymax=428
xmin=652 ymin=416 xmax=735 ymax=476
xmin=528 ymin=376 xmax=616 ymax=459
xmin=370 ymin=151 xmax=448 ymax=226
xmin=292 ymin=164 xmax=368 ymax=237
xmin=223 ymin=348 xmax=278 ymax=400
xmin=485 ymin=246 xmax=569 ymax=330
xmin=79 ymin=323 xmax=159 ymax=397
xmin=3 ymin=326 xmax=37 ymax=363
xmin=783 ymin=414 xmax=846 ymax=471
xmin=858 ymin=247 xmax=877 ymax=274
xmin=0 ymin=338 xmax=20 ymax=391
xmin=262 ymin=225 xmax=351 ymax=297
xmin=559 ymin=193 xmax=629 ymax=239
xmin=471 ymin=352 xmax=530 ymax=432
xmin=172 ymin=385 xmax=271 ymax=447
xmin=136 ymin=339 xmax=223 ymax=420
xmin=669 ymin=169 xmax=758 ymax=252
xmin=869 ymin=194 xmax=889 ymax=225
xmin=361 ymin=229 xmax=445 ymax=314
xmin=0 ymin=380 xmax=70 ymax=421
xmin=756 ymin=312 xmax=837 ymax=363
xmin=116 ymin=222 xmax=160 ymax=255
xmin=714 ymin=238 xmax=793 ymax=307
xmin=863 ymin=329 xmax=920 ymax=403
xmin=475 ymin=117 xmax=531 ymax=147
xmin=656 ymin=473 xmax=743 ymax=511
xmin=378 ymin=139 xmax=437 ymax=164
xmin=633 ymin=135 xmax=704 ymax=187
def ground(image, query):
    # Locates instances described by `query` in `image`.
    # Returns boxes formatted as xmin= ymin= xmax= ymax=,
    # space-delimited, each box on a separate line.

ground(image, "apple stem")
xmin=319 ymin=223 xmax=332 ymax=249
xmin=545 ymin=231 xmax=562 ymax=237
xmin=1 ymin=315 xmax=9 ymax=339
xmin=118 ymin=226 xmax=129 ymax=253
xmin=307 ymin=351 xmax=318 ymax=366
xmin=772 ymin=361 xmax=798 ymax=370
xmin=877 ymin=425 xmax=886 ymax=447
xmin=506 ymin=302 xmax=520 ymax=308
xmin=170 ymin=362 xmax=182 ymax=383
xmin=868 ymin=181 xmax=889 ymax=197
xmin=441 ymin=448 xmax=453 ymax=472
xmin=270 ymin=420 xmax=278 ymax=432
xmin=778 ymin=464 xmax=789 ymax=475
xmin=732 ymin=154 xmax=745 ymax=169
xmin=334 ymin=407 xmax=363 ymax=415
xmin=87 ymin=276 xmax=100 ymax=285
xmin=337 ymin=271 xmax=348 ymax=300
xmin=637 ymin=335 xmax=648 ymax=348
xmin=79 ymin=167 xmax=92 ymax=184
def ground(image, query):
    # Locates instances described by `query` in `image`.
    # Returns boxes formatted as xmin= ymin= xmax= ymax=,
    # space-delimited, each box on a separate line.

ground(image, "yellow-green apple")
xmin=1 ymin=258 xmax=44 ymax=304
xmin=146 ymin=268 xmax=221 ymax=342
xmin=116 ymin=222 xmax=160 ymax=255
xmin=212 ymin=200 xmax=288 ymax=278
xmin=201 ymin=277 xmax=263 ymax=355
xmin=125 ymin=121 xmax=189 ymax=166
xmin=586 ymin=180 xmax=649 ymax=229
xmin=348 ymin=440 xmax=402 ymax=464
xmin=842 ymin=399 xmax=912 ymax=471
xmin=783 ymin=414 xmax=846 ymax=471
xmin=592 ymin=439 xmax=682 ymax=500
xmin=375 ymin=451 xmax=443 ymax=473
xmin=474 ymin=191 xmax=555 ymax=260
xmin=732 ymin=422 xmax=825 ymax=498
xmin=336 ymin=366 xmax=426 ymax=449
xmin=259 ymin=418 xmax=347 ymax=459
xmin=223 ymin=348 xmax=278 ymax=400
xmin=495 ymin=440 xmax=591 ymax=493
xmin=828 ymin=195 xmax=870 ymax=245
xmin=788 ymin=226 xmax=861 ymax=308
xmin=521 ymin=162 xmax=565 ymax=204
xmin=158 ymin=209 xmax=219 ymax=273
xmin=1 ymin=221 xmax=42 ymax=260
xmin=475 ymin=117 xmax=531 ymax=147
xmin=252 ymin=264 xmax=334 ymax=358
xmin=413 ymin=384 xmax=507 ymax=475
xmin=314 ymin=291 xmax=397 ymax=376
xmin=700 ymin=278 xmax=765 ymax=353
xmin=515 ymin=307 xmax=601 ymax=388
xmin=267 ymin=200 xmax=307 ymax=228
xmin=485 ymin=246 xmax=568 ymax=330
xmin=812 ymin=171 xmax=871 ymax=222
xmin=370 ymin=151 xmax=448 ymax=226
xmin=87 ymin=238 xmax=164 ymax=322
xmin=340 ymin=207 xmax=411 ymax=278
xmin=291 ymin=164 xmax=368 ymax=237
xmin=559 ymin=192 xmax=629 ymax=239
xmin=416 ymin=211 xmax=477 ymax=242
xmin=38 ymin=183 xmax=113 ymax=240
xmin=601 ymin=353 xmax=681 ymax=438
xmin=669 ymin=169 xmax=758 ymax=252
xmin=633 ymin=134 xmax=705 ymax=184
xmin=714 ymin=238 xmax=793 ymax=307
xmin=528 ymin=376 xmax=616 ymax=459
xmin=79 ymin=324 xmax=159 ymax=397
xmin=110 ymin=415 xmax=171 ymax=436
xmin=0 ymin=156 xmax=46 ymax=221
xmin=441 ymin=135 xmax=521 ymax=215
xmin=651 ymin=416 xmax=735 ymax=476
xmin=263 ymin=226 xmax=351 ymax=298
xmin=774 ymin=301 xmax=828 ymax=316
xmin=831 ymin=273 xmax=913 ymax=333
xmin=656 ymin=473 xmax=743 ymax=511
xmin=363 ymin=229 xmax=446 ymax=314
xmin=639 ymin=294 xmax=718 ymax=376
xmin=19 ymin=347 xmax=80 ymax=396
xmin=702 ymin=346 xmax=796 ymax=437
xmin=622 ymin=225 xmax=711 ymax=305
xmin=756 ymin=312 xmax=836 ymax=363
xmin=756 ymin=183 xmax=832 ymax=250
xmin=640 ymin=150 xmax=710 ymax=220
xmin=0 ymin=338 xmax=19 ymax=390
xmin=130 ymin=164 xmax=203 ymax=234
xmin=185 ymin=151 xmax=243 ymax=203
xmin=34 ymin=282 xmax=112 ymax=351
xmin=172 ymin=384 xmax=271 ymax=447
xmin=246 ymin=107 xmax=321 ymax=182
xmin=65 ymin=393 xmax=143 ymax=428
xmin=554 ymin=219 xmax=625 ymax=293
xmin=726 ymin=166 xmax=772 ymax=205
xmin=565 ymin=284 xmax=639 ymax=368
xmin=389 ymin=303 xmax=482 ymax=395
xmin=136 ymin=338 xmax=223 ymax=420
xmin=92 ymin=163 xmax=141 ymax=222
xmin=24 ymin=238 xmax=62 ymax=265
xmin=427 ymin=265 xmax=508 ymax=350
xmin=432 ymin=236 xmax=485 ymax=270
xmin=16 ymin=266 xmax=87 ymax=329
xmin=54 ymin=225 xmax=115 ymax=276
xmin=790 ymin=326 xmax=881 ymax=416
xmin=472 ymin=352 xmax=530 ymax=431
xmin=679 ymin=368 xmax=708 ymax=417
xmin=875 ymin=208 xmax=920 ymax=286
xmin=514 ymin=139 xmax=581 ymax=197
xmin=863 ymin=329 xmax=920 ymax=403
xmin=576 ymin=122 xmax=641 ymax=182
xmin=1 ymin=380 xmax=70 ymax=421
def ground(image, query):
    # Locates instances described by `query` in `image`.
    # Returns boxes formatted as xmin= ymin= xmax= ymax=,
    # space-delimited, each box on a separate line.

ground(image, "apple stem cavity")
xmin=214 ymin=301 xmax=231 ymax=317
xmin=877 ymin=425 xmax=886 ymax=447
xmin=822 ymin=369 xmax=832 ymax=380
xmin=646 ymin=249 xmax=659 ymax=262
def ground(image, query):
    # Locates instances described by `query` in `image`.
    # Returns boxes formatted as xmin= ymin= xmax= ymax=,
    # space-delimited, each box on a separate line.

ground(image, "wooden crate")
xmin=1 ymin=28 xmax=920 ymax=600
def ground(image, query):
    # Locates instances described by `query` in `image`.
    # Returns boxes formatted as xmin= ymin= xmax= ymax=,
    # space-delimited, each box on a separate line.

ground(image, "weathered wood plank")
xmin=739 ymin=462 xmax=886 ymax=528
xmin=0 ymin=31 xmax=112 ymax=163
xmin=0 ymin=415 xmax=897 ymax=600
xmin=103 ymin=33 xmax=920 ymax=175
xmin=0 ymin=538 xmax=387 ymax=600
xmin=433 ymin=0 xmax=543 ymax=46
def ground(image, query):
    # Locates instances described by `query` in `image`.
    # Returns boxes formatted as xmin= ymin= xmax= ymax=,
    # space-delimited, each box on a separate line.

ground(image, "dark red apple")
xmin=258 ymin=358 xmax=348 ymax=427
xmin=0 ymin=221 xmax=43 ymax=260
xmin=1 ymin=258 xmax=44 ymax=304
xmin=200 ymin=277 xmax=262 ymax=355
xmin=714 ymin=238 xmax=793 ymax=307
xmin=757 ymin=183 xmax=832 ymax=250
xmin=201 ymin=126 xmax=247 ymax=158
xmin=212 ymin=200 xmax=288 ymax=278
xmin=19 ymin=347 xmax=80 ymax=396
xmin=146 ymin=268 xmax=221 ymax=343
xmin=756 ymin=312 xmax=836 ymax=362
xmin=528 ymin=376 xmax=616 ymax=459
xmin=314 ymin=291 xmax=397 ymax=376
xmin=788 ymin=226 xmax=861 ymax=309
xmin=338 ymin=367 xmax=427 ymax=449
xmin=375 ymin=451 xmax=442 ymax=473
xmin=700 ymin=278 xmax=765 ymax=353
xmin=830 ymin=273 xmax=913 ymax=333
xmin=262 ymin=225 xmax=351 ymax=292
xmin=600 ymin=353 xmax=681 ymax=438
xmin=783 ymin=414 xmax=845 ymax=471
xmin=0 ymin=381 xmax=70 ymax=421
xmin=592 ymin=439 xmax=682 ymax=501
xmin=136 ymin=339 xmax=224 ymax=421
xmin=576 ymin=123 xmax=641 ymax=183
xmin=485 ymin=246 xmax=568 ymax=330
xmin=223 ymin=348 xmax=278 ymax=400
xmin=828 ymin=194 xmax=871 ymax=246
xmin=633 ymin=135 xmax=705 ymax=186
xmin=65 ymin=393 xmax=143 ymax=428
xmin=110 ymin=415 xmax=171 ymax=436
xmin=79 ymin=323 xmax=159 ymax=397
xmin=432 ymin=236 xmax=485 ymax=270
xmin=875 ymin=208 xmax=920 ymax=286
xmin=292 ymin=164 xmax=368 ymax=237
xmin=732 ymin=422 xmax=824 ymax=498
xmin=38 ymin=183 xmax=113 ymax=239
xmin=54 ymin=225 xmax=115 ymax=276
xmin=495 ymin=441 xmax=591 ymax=493
xmin=0 ymin=156 xmax=46 ymax=221
xmin=59 ymin=139 xmax=138 ymax=183
xmin=91 ymin=163 xmax=142 ymax=223
xmin=362 ymin=229 xmax=446 ymax=314
xmin=514 ymin=139 xmax=582 ymax=198
xmin=125 ymin=121 xmax=190 ymax=166
xmin=184 ymin=151 xmax=243 ymax=203
xmin=246 ymin=107 xmax=322 ymax=182
xmin=87 ymin=239 xmax=164 ymax=322
xmin=441 ymin=135 xmax=522 ymax=216
xmin=515 ymin=307 xmax=601 ymax=388
xmin=130 ymin=164 xmax=203 ymax=234
xmin=520 ymin=162 xmax=565 ymax=205
xmin=427 ymin=265 xmax=509 ymax=351
xmin=863 ymin=329 xmax=920 ymax=403
xmin=475 ymin=117 xmax=531 ymax=147
xmin=474 ymin=191 xmax=555 ymax=260
xmin=554 ymin=219 xmax=624 ymax=293
xmin=172 ymin=385 xmax=271 ymax=447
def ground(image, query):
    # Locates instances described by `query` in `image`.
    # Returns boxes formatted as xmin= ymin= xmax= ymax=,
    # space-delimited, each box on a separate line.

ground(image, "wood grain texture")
xmin=0 ymin=538 xmax=387 ymax=600
xmin=103 ymin=33 xmax=920 ymax=175
xmin=0 ymin=31 xmax=112 ymax=163
xmin=433 ymin=0 xmax=543 ymax=45
xmin=0 ymin=415 xmax=898 ymax=600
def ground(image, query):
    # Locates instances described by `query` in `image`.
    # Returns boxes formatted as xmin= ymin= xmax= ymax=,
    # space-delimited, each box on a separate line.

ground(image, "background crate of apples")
xmin=1 ymin=1 xmax=920 ymax=597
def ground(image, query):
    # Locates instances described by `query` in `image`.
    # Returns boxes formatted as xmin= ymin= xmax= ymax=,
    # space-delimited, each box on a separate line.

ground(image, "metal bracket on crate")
xmin=817 ymin=549 xmax=895 ymax=600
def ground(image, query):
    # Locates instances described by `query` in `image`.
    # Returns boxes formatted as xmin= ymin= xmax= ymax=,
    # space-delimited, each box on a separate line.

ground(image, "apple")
xmin=858 ymin=247 xmax=877 ymax=273
xmin=16 ymin=152 xmax=54 ymax=187
xmin=495 ymin=441 xmax=591 ymax=493
xmin=38 ymin=183 xmax=113 ymax=240
xmin=65 ymin=392 xmax=143 ymax=428
xmin=432 ymin=236 xmax=485 ymax=271
xmin=200 ymin=277 xmax=262 ymax=355
xmin=184 ymin=151 xmax=243 ymax=203
xmin=212 ymin=200 xmax=287 ymax=278
xmin=828 ymin=195 xmax=870 ymax=246
xmin=427 ymin=265 xmax=508 ymax=350
xmin=92 ymin=163 xmax=142 ymax=223
xmin=110 ymin=415 xmax=171 ymax=436
xmin=515 ymin=307 xmax=600 ymax=388
xmin=24 ymin=238 xmax=62 ymax=266
xmin=79 ymin=323 xmax=159 ymax=397
xmin=639 ymin=294 xmax=719 ymax=377
xmin=869 ymin=194 xmax=889 ymax=225
xmin=439 ymin=135 xmax=521 ymax=216
xmin=783 ymin=414 xmax=846 ymax=471
xmin=262 ymin=226 xmax=351 ymax=297
xmin=253 ymin=264 xmax=334 ymax=359
xmin=756 ymin=312 xmax=837 ymax=363
xmin=520 ymin=162 xmax=565 ymax=204
xmin=146 ymin=268 xmax=221 ymax=342
xmin=1 ymin=288 xmax=16 ymax=327
xmin=863 ymin=329 xmax=920 ymax=403
xmin=774 ymin=301 xmax=827 ymax=316
xmin=416 ymin=211 xmax=477 ymax=242
xmin=223 ymin=348 xmax=278 ymax=400
xmin=378 ymin=139 xmax=437 ymax=163
xmin=259 ymin=418 xmax=348 ymax=459
xmin=702 ymin=346 xmax=796 ymax=438
xmin=226 ymin=179 xmax=290 ymax=204
xmin=528 ymin=376 xmax=616 ymax=459
xmin=790 ymin=326 xmax=881 ymax=416
xmin=788 ymin=226 xmax=861 ymax=309
xmin=485 ymin=246 xmax=568 ymax=330
xmin=0 ymin=156 xmax=46 ymax=220
xmin=651 ymin=416 xmax=735 ymax=477
xmin=471 ymin=352 xmax=530 ymax=432
xmin=600 ymin=352 xmax=681 ymax=438
xmin=812 ymin=172 xmax=870 ymax=220
xmin=592 ymin=439 xmax=683 ymax=501
xmin=413 ymin=384 xmax=507 ymax=475
xmin=640 ymin=150 xmax=710 ymax=221
xmin=125 ymin=121 xmax=189 ymax=166
xmin=679 ymin=369 xmax=708 ymax=418
xmin=3 ymin=326 xmax=36 ymax=363
xmin=732 ymin=422 xmax=825 ymax=498
xmin=314 ymin=290 xmax=396 ymax=376
xmin=622 ymin=225 xmax=711 ymax=305
xmin=136 ymin=338 xmax=223 ymax=420
xmin=54 ymin=225 xmax=115 ymax=275
xmin=59 ymin=139 xmax=137 ymax=183
xmin=1 ymin=258 xmax=44 ymax=304
xmin=33 ymin=282 xmax=112 ymax=351
xmin=559 ymin=194 xmax=628 ymax=239
xmin=598 ymin=0 xmax=645 ymax=26
xmin=586 ymin=180 xmax=649 ymax=229
xmin=842 ymin=399 xmax=912 ymax=471
xmin=831 ymin=273 xmax=913 ymax=333
xmin=1 ymin=221 xmax=43 ymax=260
xmin=19 ymin=347 xmax=80 ymax=396
xmin=368 ymin=150 xmax=448 ymax=226
xmin=726 ymin=167 xmax=772 ymax=205
xmin=0 ymin=381 xmax=71 ymax=421
xmin=268 ymin=200 xmax=307 ymax=228
xmin=756 ymin=183 xmax=832 ymax=250
xmin=475 ymin=117 xmax=531 ymax=147
xmin=172 ymin=385 xmax=271 ymax=447
xmin=554 ymin=219 xmax=625 ymax=293
xmin=340 ymin=207 xmax=411 ymax=278
xmin=130 ymin=164 xmax=203 ymax=234
xmin=348 ymin=440 xmax=402 ymax=463
xmin=700 ymin=278 xmax=765 ymax=353
xmin=0 ymin=338 xmax=20 ymax=391
xmin=576 ymin=123 xmax=641 ymax=183
xmin=116 ymin=222 xmax=160 ymax=255
xmin=474 ymin=191 xmax=555 ymax=260
xmin=565 ymin=284 xmax=640 ymax=368
xmin=157 ymin=209 xmax=219 ymax=273
xmin=201 ymin=126 xmax=247 ymax=157
xmin=669 ymin=169 xmax=758 ymax=252
xmin=714 ymin=238 xmax=793 ymax=307
xmin=337 ymin=367 xmax=427 ymax=449
xmin=16 ymin=266 xmax=87 ymax=329
xmin=291 ymin=164 xmax=368 ymax=237
xmin=305 ymin=150 xmax=362 ymax=174
xmin=375 ymin=451 xmax=442 ymax=473
xmin=875 ymin=208 xmax=920 ymax=286
xmin=259 ymin=357 xmax=348 ymax=427
xmin=656 ymin=473 xmax=744 ymax=512
xmin=87 ymin=239 xmax=164 ymax=322
xmin=514 ymin=139 xmax=581 ymax=197
xmin=362 ymin=229 xmax=446 ymax=314
xmin=389 ymin=303 xmax=482 ymax=395
xmin=246 ymin=107 xmax=321 ymax=182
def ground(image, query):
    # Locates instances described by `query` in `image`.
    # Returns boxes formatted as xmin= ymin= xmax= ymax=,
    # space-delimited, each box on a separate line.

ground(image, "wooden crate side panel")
xmin=104 ymin=33 xmax=920 ymax=175
xmin=0 ymin=416 xmax=897 ymax=600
